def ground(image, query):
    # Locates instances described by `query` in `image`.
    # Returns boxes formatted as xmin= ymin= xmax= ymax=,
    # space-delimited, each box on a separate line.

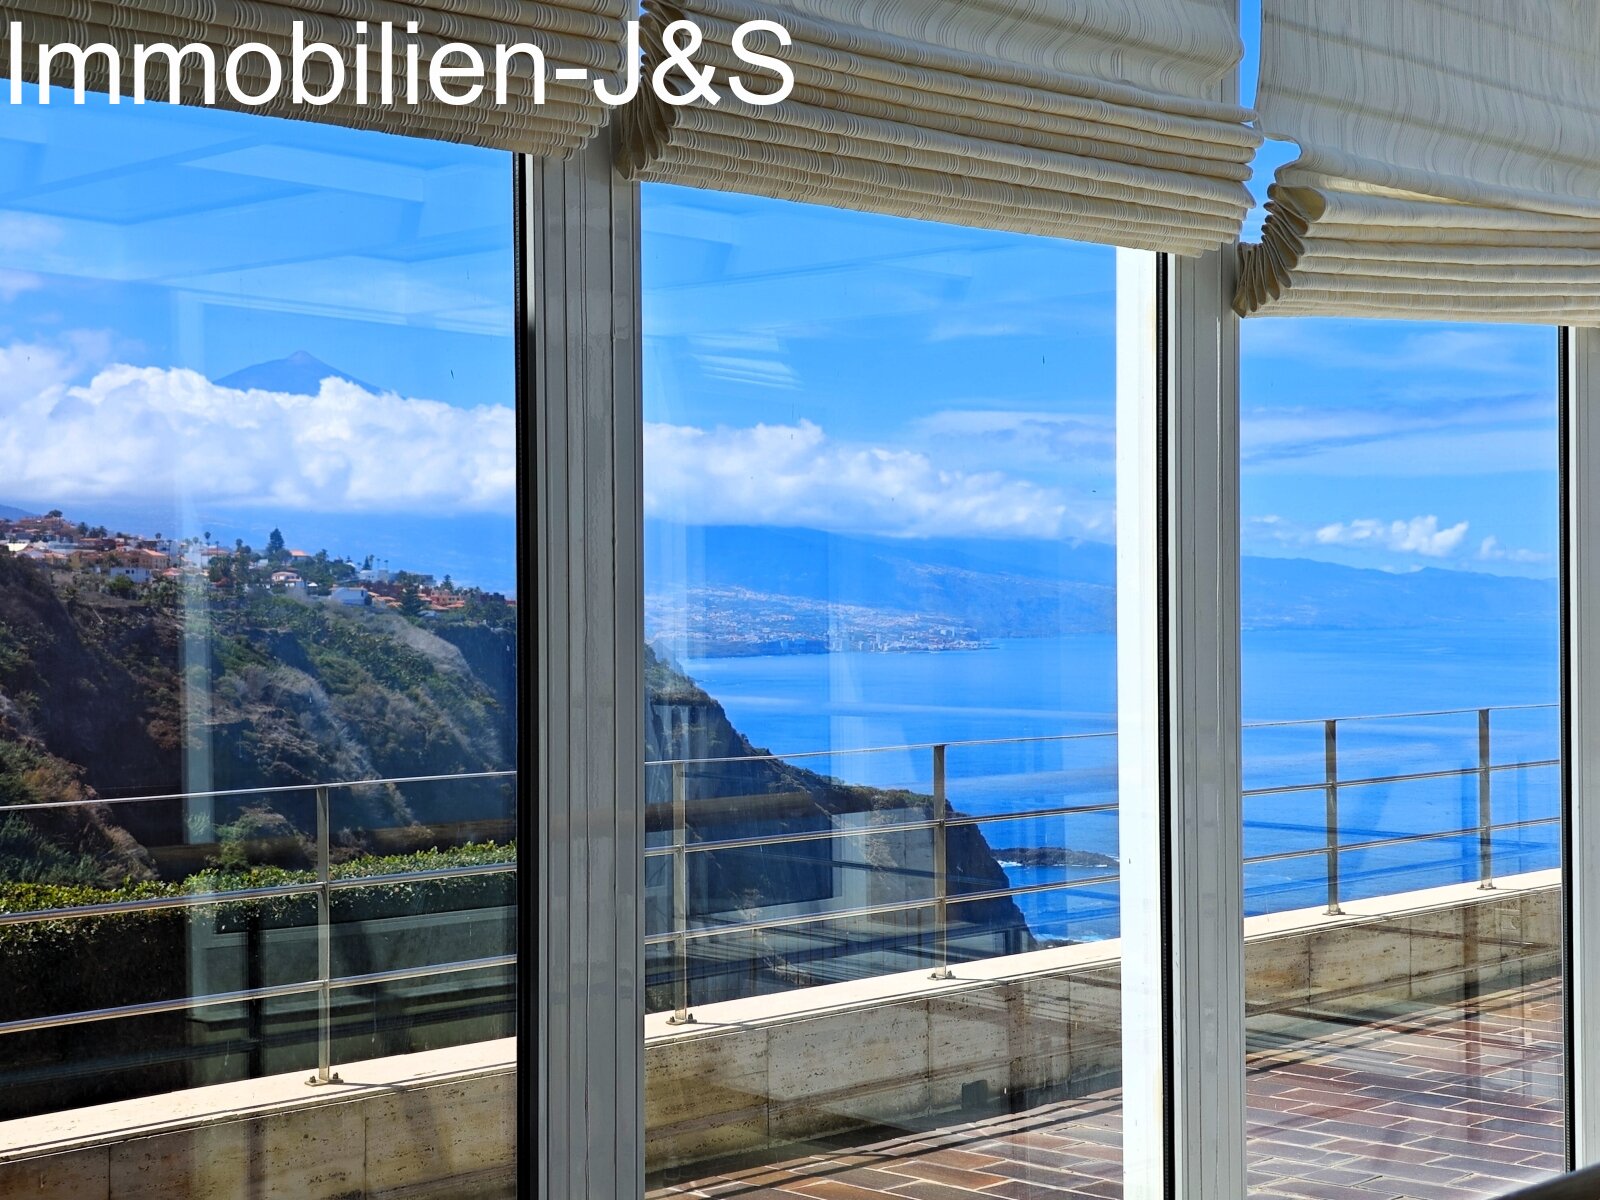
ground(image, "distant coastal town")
xmin=646 ymin=584 xmax=987 ymax=657
xmin=0 ymin=508 xmax=513 ymax=616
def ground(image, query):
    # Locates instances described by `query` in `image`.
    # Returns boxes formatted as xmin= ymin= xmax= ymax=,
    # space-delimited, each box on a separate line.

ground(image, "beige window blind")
xmin=1237 ymin=0 xmax=1600 ymax=323
xmin=617 ymin=0 xmax=1260 ymax=254
xmin=0 ymin=0 xmax=629 ymax=157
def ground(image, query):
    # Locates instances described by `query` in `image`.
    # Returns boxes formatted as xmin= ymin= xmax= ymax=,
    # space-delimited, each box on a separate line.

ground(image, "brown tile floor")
xmin=649 ymin=979 xmax=1564 ymax=1200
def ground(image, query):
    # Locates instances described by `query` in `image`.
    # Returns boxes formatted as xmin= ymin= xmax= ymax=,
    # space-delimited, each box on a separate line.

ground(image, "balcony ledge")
xmin=645 ymin=868 xmax=1560 ymax=1045
xmin=0 ymin=1039 xmax=515 ymax=1200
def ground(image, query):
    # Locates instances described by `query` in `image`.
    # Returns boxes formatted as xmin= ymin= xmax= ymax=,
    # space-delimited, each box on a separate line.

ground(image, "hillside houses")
xmin=0 ymin=510 xmax=511 ymax=615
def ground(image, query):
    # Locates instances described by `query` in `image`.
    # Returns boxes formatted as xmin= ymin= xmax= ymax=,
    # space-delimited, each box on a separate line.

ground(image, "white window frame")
xmin=1117 ymin=246 xmax=1246 ymax=1200
xmin=1563 ymin=327 xmax=1600 ymax=1170
xmin=526 ymin=39 xmax=1592 ymax=1200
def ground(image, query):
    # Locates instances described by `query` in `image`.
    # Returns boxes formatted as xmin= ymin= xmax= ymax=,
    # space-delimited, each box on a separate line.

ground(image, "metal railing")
xmin=0 ymin=770 xmax=517 ymax=1086
xmin=645 ymin=703 xmax=1561 ymax=1024
xmin=0 ymin=705 xmax=1565 ymax=1054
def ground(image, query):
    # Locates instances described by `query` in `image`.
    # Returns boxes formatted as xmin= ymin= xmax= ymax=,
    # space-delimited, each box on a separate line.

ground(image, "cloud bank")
xmin=1477 ymin=536 xmax=1551 ymax=566
xmin=1 ymin=342 xmax=1101 ymax=541
xmin=0 ymin=342 xmax=514 ymax=514
xmin=1314 ymin=515 xmax=1470 ymax=558
xmin=645 ymin=418 xmax=1109 ymax=539
xmin=1247 ymin=512 xmax=1551 ymax=567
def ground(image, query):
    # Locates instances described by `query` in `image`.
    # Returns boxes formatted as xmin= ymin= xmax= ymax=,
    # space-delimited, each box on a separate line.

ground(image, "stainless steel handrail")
xmin=1245 ymin=815 xmax=1559 ymax=868
xmin=1241 ymin=758 xmax=1559 ymax=799
xmin=641 ymin=799 xmax=1120 ymax=859
xmin=640 ymin=702 xmax=1560 ymax=768
xmin=643 ymin=729 xmax=1116 ymax=768
xmin=0 ymin=768 xmax=517 ymax=815
xmin=643 ymin=870 xmax=1122 ymax=949
xmin=641 ymin=703 xmax=1561 ymax=1021
xmin=0 ymin=954 xmax=518 ymax=1038
xmin=0 ymin=769 xmax=520 ymax=1087
xmin=0 ymin=703 xmax=1566 ymax=1054
xmin=1241 ymin=701 xmax=1557 ymax=730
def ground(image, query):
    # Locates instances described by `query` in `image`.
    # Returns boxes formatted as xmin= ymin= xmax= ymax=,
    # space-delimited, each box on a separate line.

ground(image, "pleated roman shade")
xmin=1237 ymin=0 xmax=1600 ymax=322
xmin=0 ymin=0 xmax=629 ymax=157
xmin=617 ymin=0 xmax=1261 ymax=254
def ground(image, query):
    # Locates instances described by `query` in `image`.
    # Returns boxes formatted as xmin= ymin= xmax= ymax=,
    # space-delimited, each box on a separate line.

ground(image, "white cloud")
xmin=1313 ymin=516 xmax=1469 ymax=557
xmin=912 ymin=409 xmax=1114 ymax=469
xmin=645 ymin=418 xmax=1109 ymax=539
xmin=1244 ymin=321 xmax=1548 ymax=379
xmin=0 ymin=215 xmax=64 ymax=256
xmin=0 ymin=269 xmax=42 ymax=302
xmin=1478 ymin=535 xmax=1551 ymax=565
xmin=1242 ymin=397 xmax=1556 ymax=476
xmin=0 ymin=342 xmax=513 ymax=514
xmin=1239 ymin=321 xmax=1558 ymax=477
xmin=1249 ymin=512 xmax=1472 ymax=559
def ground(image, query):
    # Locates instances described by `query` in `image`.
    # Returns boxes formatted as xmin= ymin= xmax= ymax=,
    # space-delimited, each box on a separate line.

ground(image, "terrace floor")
xmin=648 ymin=977 xmax=1564 ymax=1200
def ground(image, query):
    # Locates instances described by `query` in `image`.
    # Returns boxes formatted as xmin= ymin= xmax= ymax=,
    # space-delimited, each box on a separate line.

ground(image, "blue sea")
xmin=679 ymin=625 xmax=1561 ymax=942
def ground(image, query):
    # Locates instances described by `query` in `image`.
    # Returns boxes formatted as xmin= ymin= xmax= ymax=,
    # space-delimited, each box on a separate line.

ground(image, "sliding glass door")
xmin=638 ymin=182 xmax=1147 ymax=1197
xmin=1239 ymin=317 xmax=1564 ymax=1197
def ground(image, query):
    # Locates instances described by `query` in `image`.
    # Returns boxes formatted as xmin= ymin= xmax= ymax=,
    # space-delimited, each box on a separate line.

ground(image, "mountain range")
xmin=645 ymin=522 xmax=1557 ymax=648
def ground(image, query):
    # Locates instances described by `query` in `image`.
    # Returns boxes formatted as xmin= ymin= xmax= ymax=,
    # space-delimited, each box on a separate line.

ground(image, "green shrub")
xmin=0 ymin=840 xmax=518 ymax=1018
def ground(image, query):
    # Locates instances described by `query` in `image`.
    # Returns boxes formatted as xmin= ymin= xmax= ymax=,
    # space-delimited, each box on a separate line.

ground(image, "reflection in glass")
xmin=642 ymin=184 xmax=1131 ymax=1195
xmin=0 ymin=92 xmax=517 ymax=1192
xmin=1240 ymin=319 xmax=1563 ymax=1197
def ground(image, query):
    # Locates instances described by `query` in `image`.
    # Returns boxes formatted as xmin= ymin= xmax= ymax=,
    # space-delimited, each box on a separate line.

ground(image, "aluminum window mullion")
xmin=1116 ymin=241 xmax=1245 ymax=1200
xmin=523 ymin=127 xmax=646 ymax=1200
xmin=1562 ymin=326 xmax=1600 ymax=1169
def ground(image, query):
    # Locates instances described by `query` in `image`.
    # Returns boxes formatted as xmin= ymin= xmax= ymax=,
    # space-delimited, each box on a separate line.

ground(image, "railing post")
xmin=1478 ymin=707 xmax=1496 ymax=890
xmin=1324 ymin=720 xmax=1343 ymax=916
xmin=929 ymin=744 xmax=951 ymax=981
xmin=306 ymin=785 xmax=340 ymax=1085
xmin=667 ymin=761 xmax=694 ymax=1025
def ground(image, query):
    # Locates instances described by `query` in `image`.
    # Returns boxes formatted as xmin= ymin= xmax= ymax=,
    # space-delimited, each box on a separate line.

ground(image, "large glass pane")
xmin=1241 ymin=317 xmax=1563 ymax=1197
xmin=0 ymin=95 xmax=517 ymax=1193
xmin=642 ymin=185 xmax=1135 ymax=1197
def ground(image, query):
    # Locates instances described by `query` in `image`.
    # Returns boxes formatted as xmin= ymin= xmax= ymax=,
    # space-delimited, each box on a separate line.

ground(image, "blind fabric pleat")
xmin=0 ymin=0 xmax=629 ymax=156
xmin=618 ymin=0 xmax=1259 ymax=253
xmin=1237 ymin=0 xmax=1600 ymax=322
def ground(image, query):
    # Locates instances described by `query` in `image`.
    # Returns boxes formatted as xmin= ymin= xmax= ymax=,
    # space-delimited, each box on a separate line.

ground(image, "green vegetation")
xmin=0 ymin=839 xmax=515 ymax=916
xmin=0 ymin=814 xmax=102 ymax=886
xmin=0 ymin=841 xmax=517 ymax=1079
xmin=0 ymin=517 xmax=521 ymax=1118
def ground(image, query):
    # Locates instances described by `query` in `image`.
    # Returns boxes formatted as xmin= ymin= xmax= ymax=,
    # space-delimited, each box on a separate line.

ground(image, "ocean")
xmin=680 ymin=624 xmax=1562 ymax=941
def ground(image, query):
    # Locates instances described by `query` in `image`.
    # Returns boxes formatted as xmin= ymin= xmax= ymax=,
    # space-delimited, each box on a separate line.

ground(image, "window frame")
xmin=522 ymin=77 xmax=1595 ymax=1200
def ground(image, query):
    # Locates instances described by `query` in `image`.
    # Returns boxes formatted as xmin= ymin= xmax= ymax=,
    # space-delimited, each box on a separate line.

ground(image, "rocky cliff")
xmin=645 ymin=644 xmax=1032 ymax=1006
xmin=0 ymin=555 xmax=515 ymax=880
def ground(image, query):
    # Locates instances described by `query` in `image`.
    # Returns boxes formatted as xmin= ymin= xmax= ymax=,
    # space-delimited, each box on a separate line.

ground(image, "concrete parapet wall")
xmin=0 ymin=873 xmax=1561 ymax=1195
xmin=645 ymin=871 xmax=1561 ymax=1174
xmin=0 ymin=1040 xmax=515 ymax=1200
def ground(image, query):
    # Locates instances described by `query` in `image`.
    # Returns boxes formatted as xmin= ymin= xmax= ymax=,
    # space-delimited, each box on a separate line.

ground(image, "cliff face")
xmin=645 ymin=644 xmax=1033 ymax=1005
xmin=0 ymin=555 xmax=183 ymax=868
xmin=0 ymin=556 xmax=515 ymax=878
xmin=0 ymin=554 xmax=1032 ymax=1008
xmin=0 ymin=554 xmax=181 ymax=801
xmin=197 ymin=595 xmax=515 ymax=835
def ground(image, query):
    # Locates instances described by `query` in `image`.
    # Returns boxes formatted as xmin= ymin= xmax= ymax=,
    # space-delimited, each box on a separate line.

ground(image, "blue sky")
xmin=641 ymin=1 xmax=1560 ymax=580
xmin=643 ymin=180 xmax=1558 ymax=579
xmin=0 ymin=96 xmax=519 ymax=591
xmin=0 ymin=32 xmax=1563 ymax=588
